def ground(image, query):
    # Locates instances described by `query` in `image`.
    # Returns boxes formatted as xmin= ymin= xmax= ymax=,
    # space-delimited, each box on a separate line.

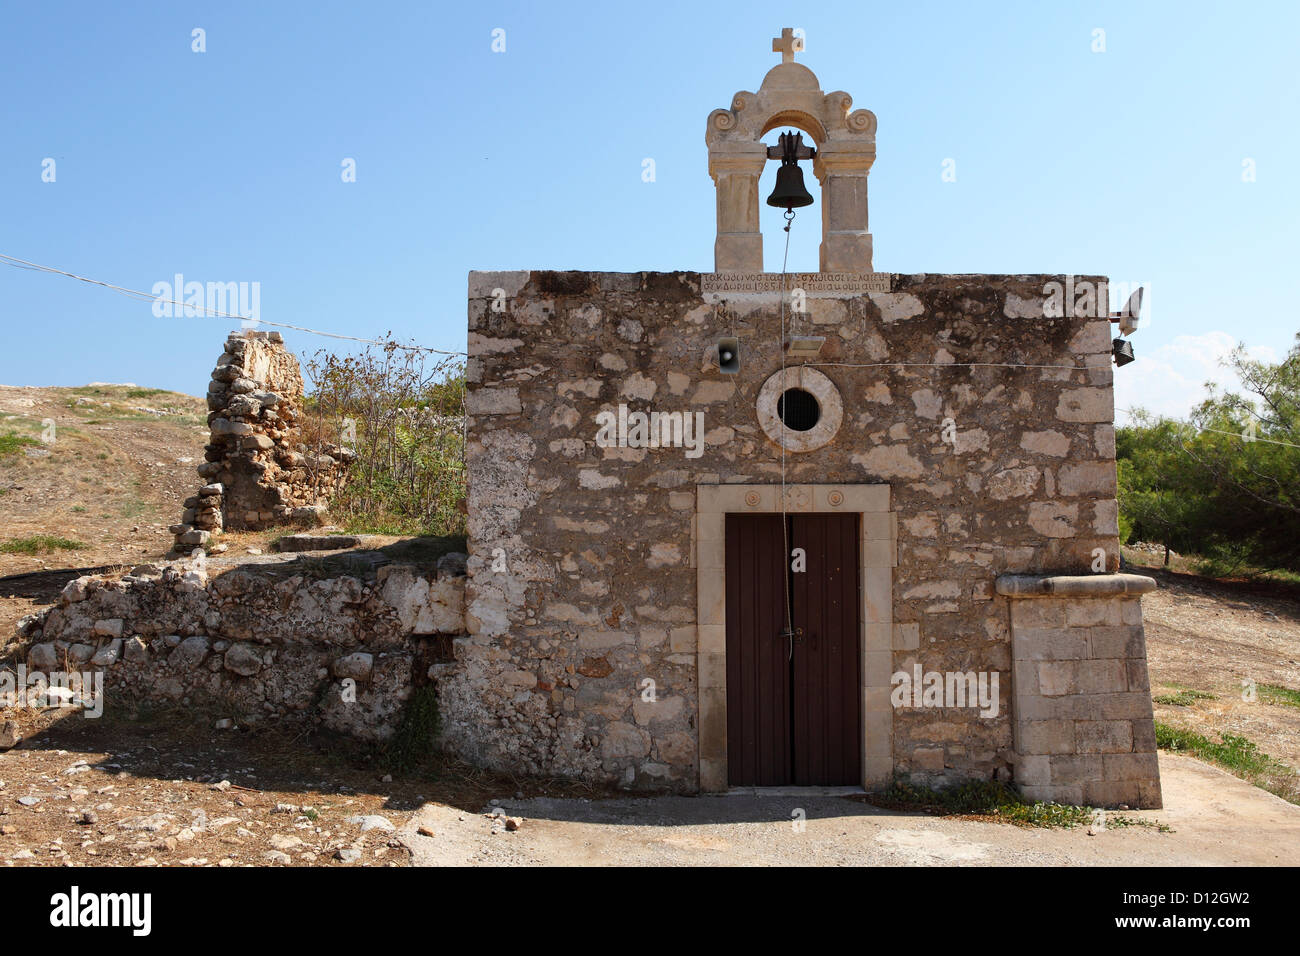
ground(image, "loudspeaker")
xmin=717 ymin=337 xmax=739 ymax=375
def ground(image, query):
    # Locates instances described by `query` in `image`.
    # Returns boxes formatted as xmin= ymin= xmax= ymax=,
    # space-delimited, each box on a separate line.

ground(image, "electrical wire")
xmin=0 ymin=252 xmax=468 ymax=356
xmin=779 ymin=208 xmax=795 ymax=658
xmin=1115 ymin=407 xmax=1300 ymax=451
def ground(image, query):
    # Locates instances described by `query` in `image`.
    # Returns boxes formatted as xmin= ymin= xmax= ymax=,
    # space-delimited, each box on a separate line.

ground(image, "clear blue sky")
xmin=2 ymin=1 xmax=1296 ymax=421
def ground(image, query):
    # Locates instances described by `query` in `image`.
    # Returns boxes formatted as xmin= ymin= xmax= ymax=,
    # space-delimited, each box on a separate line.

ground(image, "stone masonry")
xmin=1000 ymin=573 xmax=1161 ymax=808
xmin=170 ymin=330 xmax=351 ymax=553
xmin=451 ymin=269 xmax=1161 ymax=803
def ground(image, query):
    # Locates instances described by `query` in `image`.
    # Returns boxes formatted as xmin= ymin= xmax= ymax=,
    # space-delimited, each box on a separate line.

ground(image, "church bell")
xmin=766 ymin=130 xmax=815 ymax=210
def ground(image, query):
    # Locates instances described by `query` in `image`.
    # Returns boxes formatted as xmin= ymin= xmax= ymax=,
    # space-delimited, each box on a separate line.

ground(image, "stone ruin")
xmin=169 ymin=330 xmax=352 ymax=554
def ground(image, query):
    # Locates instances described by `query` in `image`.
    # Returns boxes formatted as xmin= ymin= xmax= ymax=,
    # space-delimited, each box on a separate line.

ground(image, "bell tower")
xmin=706 ymin=28 xmax=877 ymax=273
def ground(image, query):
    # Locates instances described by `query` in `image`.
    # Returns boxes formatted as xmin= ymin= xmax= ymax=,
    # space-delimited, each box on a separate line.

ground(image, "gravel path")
xmin=401 ymin=753 xmax=1300 ymax=866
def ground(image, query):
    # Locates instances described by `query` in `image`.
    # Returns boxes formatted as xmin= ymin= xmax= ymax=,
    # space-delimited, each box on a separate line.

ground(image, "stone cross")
xmin=772 ymin=27 xmax=802 ymax=64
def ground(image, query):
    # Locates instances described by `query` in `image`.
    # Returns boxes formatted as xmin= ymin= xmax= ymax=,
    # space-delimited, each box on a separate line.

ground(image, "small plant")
xmin=380 ymin=685 xmax=442 ymax=775
xmin=872 ymin=777 xmax=1096 ymax=828
xmin=1156 ymin=721 xmax=1299 ymax=805
xmin=0 ymin=431 xmax=40 ymax=458
xmin=1259 ymin=683 xmax=1300 ymax=710
xmin=1153 ymin=688 xmax=1218 ymax=706
xmin=0 ymin=535 xmax=87 ymax=555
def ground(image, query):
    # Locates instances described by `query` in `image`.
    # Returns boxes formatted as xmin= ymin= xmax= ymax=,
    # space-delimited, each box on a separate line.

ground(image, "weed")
xmin=1156 ymin=721 xmax=1299 ymax=805
xmin=380 ymin=685 xmax=441 ymax=776
xmin=1153 ymin=688 xmax=1218 ymax=706
xmin=1259 ymin=683 xmax=1300 ymax=709
xmin=0 ymin=431 xmax=40 ymax=458
xmin=0 ymin=535 xmax=87 ymax=555
xmin=871 ymin=777 xmax=1098 ymax=828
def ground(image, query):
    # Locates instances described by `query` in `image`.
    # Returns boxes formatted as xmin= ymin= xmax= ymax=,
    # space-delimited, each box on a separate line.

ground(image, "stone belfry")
xmin=706 ymin=27 xmax=877 ymax=273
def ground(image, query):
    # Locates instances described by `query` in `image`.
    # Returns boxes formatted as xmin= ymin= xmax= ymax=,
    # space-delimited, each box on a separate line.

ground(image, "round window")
xmin=777 ymin=388 xmax=820 ymax=431
xmin=756 ymin=367 xmax=843 ymax=452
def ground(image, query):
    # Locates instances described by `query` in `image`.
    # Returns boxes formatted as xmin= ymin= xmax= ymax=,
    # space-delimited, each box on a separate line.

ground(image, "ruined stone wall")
xmin=171 ymin=330 xmax=350 ymax=552
xmin=12 ymin=553 xmax=468 ymax=740
xmin=455 ymin=270 xmax=1133 ymax=792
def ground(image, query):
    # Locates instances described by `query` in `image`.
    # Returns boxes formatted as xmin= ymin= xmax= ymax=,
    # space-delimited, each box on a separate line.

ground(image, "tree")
xmin=1117 ymin=334 xmax=1300 ymax=574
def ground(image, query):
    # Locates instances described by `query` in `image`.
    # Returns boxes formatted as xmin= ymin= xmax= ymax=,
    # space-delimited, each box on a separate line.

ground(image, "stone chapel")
xmin=452 ymin=28 xmax=1161 ymax=807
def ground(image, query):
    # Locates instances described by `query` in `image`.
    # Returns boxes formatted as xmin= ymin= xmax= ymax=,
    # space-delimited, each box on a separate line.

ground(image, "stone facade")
xmin=170 ymin=330 xmax=350 ymax=553
xmin=452 ymin=268 xmax=1160 ymax=804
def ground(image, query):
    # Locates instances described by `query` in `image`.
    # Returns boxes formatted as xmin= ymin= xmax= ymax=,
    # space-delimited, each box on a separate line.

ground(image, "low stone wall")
xmin=10 ymin=550 xmax=470 ymax=741
xmin=171 ymin=330 xmax=352 ymax=553
xmin=999 ymin=573 xmax=1162 ymax=809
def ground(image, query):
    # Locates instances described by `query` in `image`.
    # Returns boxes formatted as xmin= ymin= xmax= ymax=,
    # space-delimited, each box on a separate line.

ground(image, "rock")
xmin=91 ymin=619 xmax=124 ymax=639
xmin=223 ymin=644 xmax=263 ymax=676
xmin=505 ymin=816 xmax=523 ymax=831
xmin=263 ymin=850 xmax=292 ymax=864
xmin=335 ymin=847 xmax=361 ymax=863
xmin=436 ymin=552 xmax=468 ymax=578
xmin=273 ymin=533 xmax=362 ymax=552
xmin=170 ymin=636 xmax=210 ymax=669
xmin=346 ymin=814 xmax=395 ymax=833
xmin=91 ymin=639 xmax=123 ymax=667
xmin=60 ymin=577 xmax=93 ymax=604
xmin=332 ymin=653 xmax=373 ymax=681
xmin=417 ymin=825 xmax=436 ymax=837
xmin=0 ymin=721 xmax=21 ymax=750
xmin=214 ymin=718 xmax=234 ymax=730
xmin=270 ymin=834 xmax=303 ymax=850
xmin=17 ymin=796 xmax=41 ymax=806
xmin=79 ymin=810 xmax=98 ymax=825
xmin=27 ymin=643 xmax=57 ymax=670
xmin=123 ymin=637 xmax=149 ymax=664
xmin=12 ymin=849 xmax=34 ymax=860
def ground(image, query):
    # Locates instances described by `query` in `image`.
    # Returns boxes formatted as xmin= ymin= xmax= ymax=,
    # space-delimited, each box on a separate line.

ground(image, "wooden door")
xmin=725 ymin=512 xmax=861 ymax=787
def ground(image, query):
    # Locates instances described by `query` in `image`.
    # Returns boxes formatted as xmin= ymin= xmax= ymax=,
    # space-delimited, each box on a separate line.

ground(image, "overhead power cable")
xmin=1116 ymin=407 xmax=1300 ymax=450
xmin=0 ymin=252 xmax=468 ymax=357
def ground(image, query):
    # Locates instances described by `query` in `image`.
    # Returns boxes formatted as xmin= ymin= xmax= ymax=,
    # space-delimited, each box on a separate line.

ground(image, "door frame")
xmin=696 ymin=484 xmax=895 ymax=792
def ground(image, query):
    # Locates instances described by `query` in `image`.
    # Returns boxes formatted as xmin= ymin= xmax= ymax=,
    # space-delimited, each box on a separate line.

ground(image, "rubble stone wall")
xmin=453 ymin=269 xmax=1154 ymax=795
xmin=12 ymin=554 xmax=469 ymax=741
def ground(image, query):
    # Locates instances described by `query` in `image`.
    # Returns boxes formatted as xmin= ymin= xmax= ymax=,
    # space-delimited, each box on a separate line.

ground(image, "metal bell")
xmin=766 ymin=164 xmax=814 ymax=210
xmin=766 ymin=130 xmax=815 ymax=210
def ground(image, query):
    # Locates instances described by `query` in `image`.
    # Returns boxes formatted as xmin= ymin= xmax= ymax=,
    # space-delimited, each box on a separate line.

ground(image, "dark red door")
xmin=725 ymin=512 xmax=861 ymax=787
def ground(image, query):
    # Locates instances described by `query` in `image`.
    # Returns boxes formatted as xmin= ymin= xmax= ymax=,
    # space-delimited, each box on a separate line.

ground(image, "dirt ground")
xmin=2 ymin=384 xmax=1298 ymax=866
xmin=1134 ymin=559 xmax=1300 ymax=791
